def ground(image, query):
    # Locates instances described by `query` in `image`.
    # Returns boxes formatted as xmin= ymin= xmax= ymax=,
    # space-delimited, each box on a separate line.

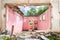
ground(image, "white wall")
xmin=0 ymin=0 xmax=2 ymax=30
xmin=51 ymin=0 xmax=60 ymax=32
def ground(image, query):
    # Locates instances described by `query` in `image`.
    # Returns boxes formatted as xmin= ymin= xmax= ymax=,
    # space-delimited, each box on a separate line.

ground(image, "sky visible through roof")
xmin=18 ymin=5 xmax=46 ymax=15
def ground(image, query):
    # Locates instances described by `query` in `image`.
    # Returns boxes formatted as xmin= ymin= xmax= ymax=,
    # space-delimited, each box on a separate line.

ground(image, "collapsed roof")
xmin=5 ymin=3 xmax=50 ymax=16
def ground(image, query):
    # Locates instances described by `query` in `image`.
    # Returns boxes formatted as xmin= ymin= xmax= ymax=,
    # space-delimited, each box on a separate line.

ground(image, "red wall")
xmin=23 ymin=17 xmax=38 ymax=30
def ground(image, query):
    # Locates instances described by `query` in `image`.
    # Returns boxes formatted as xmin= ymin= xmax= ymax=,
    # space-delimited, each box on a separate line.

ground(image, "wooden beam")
xmin=5 ymin=3 xmax=51 ymax=6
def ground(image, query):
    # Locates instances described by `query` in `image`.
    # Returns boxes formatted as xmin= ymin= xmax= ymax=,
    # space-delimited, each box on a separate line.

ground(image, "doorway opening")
xmin=5 ymin=3 xmax=51 ymax=34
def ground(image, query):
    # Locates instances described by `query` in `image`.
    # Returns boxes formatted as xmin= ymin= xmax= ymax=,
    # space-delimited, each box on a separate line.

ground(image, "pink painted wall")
xmin=6 ymin=6 xmax=23 ymax=34
xmin=23 ymin=17 xmax=38 ymax=30
xmin=38 ymin=7 xmax=51 ymax=30
xmin=23 ymin=7 xmax=51 ymax=30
